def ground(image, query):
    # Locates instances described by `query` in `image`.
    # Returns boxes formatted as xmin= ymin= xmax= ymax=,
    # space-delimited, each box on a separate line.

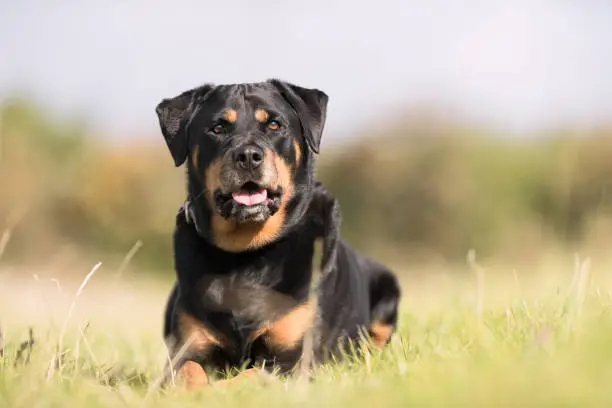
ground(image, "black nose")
xmin=233 ymin=144 xmax=264 ymax=171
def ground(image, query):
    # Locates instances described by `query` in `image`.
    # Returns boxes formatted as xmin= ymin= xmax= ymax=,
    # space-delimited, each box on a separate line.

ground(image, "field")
xmin=1 ymin=252 xmax=611 ymax=407
xmin=2 ymin=97 xmax=612 ymax=407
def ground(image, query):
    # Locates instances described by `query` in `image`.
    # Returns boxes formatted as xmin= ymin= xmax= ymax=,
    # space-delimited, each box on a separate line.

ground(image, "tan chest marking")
xmin=251 ymin=301 xmax=316 ymax=350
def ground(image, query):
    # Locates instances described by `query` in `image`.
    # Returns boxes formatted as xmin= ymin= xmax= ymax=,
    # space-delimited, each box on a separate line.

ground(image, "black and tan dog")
xmin=155 ymin=79 xmax=401 ymax=389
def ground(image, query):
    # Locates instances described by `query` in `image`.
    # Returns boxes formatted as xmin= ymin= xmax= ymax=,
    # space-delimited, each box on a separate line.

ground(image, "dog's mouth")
xmin=231 ymin=182 xmax=270 ymax=207
xmin=214 ymin=182 xmax=283 ymax=223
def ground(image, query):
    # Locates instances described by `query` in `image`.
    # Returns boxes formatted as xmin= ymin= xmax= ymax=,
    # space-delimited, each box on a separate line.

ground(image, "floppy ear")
xmin=268 ymin=79 xmax=328 ymax=154
xmin=155 ymin=84 xmax=214 ymax=166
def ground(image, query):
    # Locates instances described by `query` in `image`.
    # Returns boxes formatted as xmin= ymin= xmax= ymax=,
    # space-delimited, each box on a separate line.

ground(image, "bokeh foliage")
xmin=1 ymin=100 xmax=611 ymax=273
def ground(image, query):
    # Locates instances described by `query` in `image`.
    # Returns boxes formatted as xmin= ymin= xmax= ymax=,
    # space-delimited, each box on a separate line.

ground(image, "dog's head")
xmin=155 ymin=79 xmax=328 ymax=252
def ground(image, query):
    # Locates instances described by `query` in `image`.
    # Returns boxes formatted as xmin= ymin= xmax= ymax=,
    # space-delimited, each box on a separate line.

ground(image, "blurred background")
xmin=1 ymin=1 xmax=611 ymax=278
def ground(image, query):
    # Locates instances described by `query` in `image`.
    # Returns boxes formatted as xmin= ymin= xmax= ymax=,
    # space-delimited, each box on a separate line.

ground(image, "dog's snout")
xmin=233 ymin=144 xmax=264 ymax=171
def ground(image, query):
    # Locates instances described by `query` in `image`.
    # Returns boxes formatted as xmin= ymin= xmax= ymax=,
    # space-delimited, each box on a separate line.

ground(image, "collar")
xmin=180 ymin=198 xmax=204 ymax=235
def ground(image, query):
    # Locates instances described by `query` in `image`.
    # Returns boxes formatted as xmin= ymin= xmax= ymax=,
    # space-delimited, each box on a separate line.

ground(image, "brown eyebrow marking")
xmin=223 ymin=109 xmax=238 ymax=123
xmin=254 ymin=109 xmax=269 ymax=123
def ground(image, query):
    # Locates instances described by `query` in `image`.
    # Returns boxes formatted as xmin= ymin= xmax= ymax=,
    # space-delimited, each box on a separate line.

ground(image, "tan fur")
xmin=177 ymin=310 xmax=221 ymax=351
xmin=250 ymin=301 xmax=316 ymax=350
xmin=214 ymin=368 xmax=262 ymax=388
xmin=369 ymin=321 xmax=393 ymax=348
xmin=179 ymin=360 xmax=209 ymax=390
xmin=210 ymin=212 xmax=285 ymax=253
xmin=204 ymin=159 xmax=222 ymax=206
xmin=191 ymin=145 xmax=199 ymax=172
xmin=293 ymin=139 xmax=301 ymax=167
xmin=254 ymin=109 xmax=269 ymax=123
xmin=175 ymin=312 xmax=261 ymax=391
xmin=178 ymin=363 xmax=261 ymax=390
xmin=210 ymin=152 xmax=294 ymax=252
xmin=272 ymin=152 xmax=292 ymax=191
xmin=223 ymin=109 xmax=238 ymax=123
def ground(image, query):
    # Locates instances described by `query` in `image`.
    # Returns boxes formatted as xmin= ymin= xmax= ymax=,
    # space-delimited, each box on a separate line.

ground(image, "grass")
xmin=1 ymin=253 xmax=611 ymax=407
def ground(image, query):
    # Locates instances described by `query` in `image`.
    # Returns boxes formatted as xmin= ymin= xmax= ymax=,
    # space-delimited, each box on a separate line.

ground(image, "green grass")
xmin=1 ymin=255 xmax=611 ymax=407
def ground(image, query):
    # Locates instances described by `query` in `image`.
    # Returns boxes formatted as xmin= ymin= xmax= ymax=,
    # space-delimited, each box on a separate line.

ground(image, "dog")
xmin=155 ymin=79 xmax=401 ymax=389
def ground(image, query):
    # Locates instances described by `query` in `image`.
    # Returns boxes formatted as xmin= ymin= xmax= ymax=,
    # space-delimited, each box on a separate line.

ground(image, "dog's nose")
xmin=233 ymin=144 xmax=264 ymax=171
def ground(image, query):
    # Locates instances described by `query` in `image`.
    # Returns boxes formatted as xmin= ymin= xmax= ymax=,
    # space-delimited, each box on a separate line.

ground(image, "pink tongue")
xmin=232 ymin=189 xmax=268 ymax=206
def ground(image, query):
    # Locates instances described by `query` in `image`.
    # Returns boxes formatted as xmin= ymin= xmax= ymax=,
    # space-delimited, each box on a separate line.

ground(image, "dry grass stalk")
xmin=467 ymin=249 xmax=485 ymax=325
xmin=116 ymin=240 xmax=143 ymax=279
xmin=47 ymin=262 xmax=102 ymax=380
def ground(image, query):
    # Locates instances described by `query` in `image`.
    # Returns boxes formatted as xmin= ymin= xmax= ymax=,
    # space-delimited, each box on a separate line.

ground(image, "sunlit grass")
xmin=1 ymin=254 xmax=611 ymax=407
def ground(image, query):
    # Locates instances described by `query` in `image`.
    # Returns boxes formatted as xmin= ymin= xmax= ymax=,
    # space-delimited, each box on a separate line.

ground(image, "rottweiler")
xmin=155 ymin=79 xmax=401 ymax=389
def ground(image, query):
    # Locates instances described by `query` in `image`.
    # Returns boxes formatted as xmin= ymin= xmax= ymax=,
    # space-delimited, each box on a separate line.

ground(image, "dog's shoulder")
xmin=305 ymin=181 xmax=340 ymax=235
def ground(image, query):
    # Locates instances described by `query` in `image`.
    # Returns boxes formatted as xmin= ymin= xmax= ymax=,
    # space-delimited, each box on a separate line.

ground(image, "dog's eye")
xmin=212 ymin=124 xmax=224 ymax=134
xmin=268 ymin=120 xmax=280 ymax=131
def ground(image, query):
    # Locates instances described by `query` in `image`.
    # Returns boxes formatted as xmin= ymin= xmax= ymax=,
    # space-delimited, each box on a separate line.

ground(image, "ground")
xmin=0 ymin=253 xmax=611 ymax=407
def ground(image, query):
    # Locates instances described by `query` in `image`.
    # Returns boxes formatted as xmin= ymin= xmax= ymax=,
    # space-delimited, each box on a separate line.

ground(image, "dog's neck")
xmin=179 ymin=194 xmax=298 ymax=254
xmin=181 ymin=180 xmax=314 ymax=253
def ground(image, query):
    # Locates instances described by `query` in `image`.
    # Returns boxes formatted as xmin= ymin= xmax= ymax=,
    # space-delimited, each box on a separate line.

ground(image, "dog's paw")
xmin=178 ymin=360 xmax=209 ymax=390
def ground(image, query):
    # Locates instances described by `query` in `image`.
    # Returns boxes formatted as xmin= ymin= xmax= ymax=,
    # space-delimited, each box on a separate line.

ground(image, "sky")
xmin=1 ymin=0 xmax=611 ymax=143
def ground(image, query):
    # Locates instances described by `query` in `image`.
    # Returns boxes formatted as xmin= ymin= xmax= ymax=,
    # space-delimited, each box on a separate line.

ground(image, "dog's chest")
xmin=195 ymin=271 xmax=315 ymax=367
xmin=221 ymin=302 xmax=314 ymax=369
xmin=182 ymin=231 xmax=318 ymax=367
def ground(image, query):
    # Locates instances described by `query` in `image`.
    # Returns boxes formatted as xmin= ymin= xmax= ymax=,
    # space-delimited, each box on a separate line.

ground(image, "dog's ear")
xmin=155 ymin=84 xmax=214 ymax=166
xmin=268 ymin=79 xmax=328 ymax=154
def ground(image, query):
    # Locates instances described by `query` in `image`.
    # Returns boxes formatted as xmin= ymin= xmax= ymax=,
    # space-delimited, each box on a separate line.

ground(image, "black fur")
xmin=155 ymin=79 xmax=401 ymax=382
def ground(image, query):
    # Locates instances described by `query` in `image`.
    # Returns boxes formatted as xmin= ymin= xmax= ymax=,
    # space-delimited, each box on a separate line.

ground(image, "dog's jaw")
xmin=214 ymin=186 xmax=283 ymax=224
